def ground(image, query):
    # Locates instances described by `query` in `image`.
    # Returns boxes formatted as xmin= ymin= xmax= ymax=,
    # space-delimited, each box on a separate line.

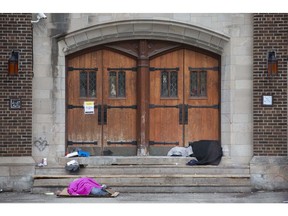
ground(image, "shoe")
xmin=111 ymin=192 xmax=119 ymax=197
xmin=186 ymin=159 xmax=198 ymax=166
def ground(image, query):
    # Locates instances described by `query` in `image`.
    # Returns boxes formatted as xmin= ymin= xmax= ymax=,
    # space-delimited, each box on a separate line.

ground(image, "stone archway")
xmin=58 ymin=19 xmax=229 ymax=55
xmin=56 ymin=19 xmax=230 ymax=156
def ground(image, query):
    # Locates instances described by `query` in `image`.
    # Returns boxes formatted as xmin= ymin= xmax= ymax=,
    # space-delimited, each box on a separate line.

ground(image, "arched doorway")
xmin=66 ymin=40 xmax=220 ymax=156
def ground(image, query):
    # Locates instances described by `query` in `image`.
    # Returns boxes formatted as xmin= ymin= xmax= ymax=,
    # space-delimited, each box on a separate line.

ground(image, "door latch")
xmin=179 ymin=104 xmax=188 ymax=125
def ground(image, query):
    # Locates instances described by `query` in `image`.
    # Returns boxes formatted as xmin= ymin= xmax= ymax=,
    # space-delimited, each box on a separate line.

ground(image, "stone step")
xmin=33 ymin=173 xmax=250 ymax=181
xmin=105 ymin=186 xmax=251 ymax=193
xmin=33 ymin=174 xmax=250 ymax=192
xmin=32 ymin=156 xmax=251 ymax=193
xmin=35 ymin=165 xmax=250 ymax=176
xmin=58 ymin=156 xmax=233 ymax=166
xmin=32 ymin=185 xmax=251 ymax=193
xmin=58 ymin=156 xmax=194 ymax=166
xmin=32 ymin=174 xmax=251 ymax=193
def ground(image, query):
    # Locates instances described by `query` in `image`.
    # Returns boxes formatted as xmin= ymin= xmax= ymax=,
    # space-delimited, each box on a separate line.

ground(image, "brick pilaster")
xmin=0 ymin=13 xmax=33 ymax=156
xmin=253 ymin=13 xmax=288 ymax=156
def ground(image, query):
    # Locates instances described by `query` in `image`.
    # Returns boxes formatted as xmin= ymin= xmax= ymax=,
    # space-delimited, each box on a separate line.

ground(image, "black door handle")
xmin=98 ymin=105 xmax=102 ymax=125
xmin=98 ymin=104 xmax=108 ymax=125
xmin=179 ymin=104 xmax=188 ymax=125
xmin=103 ymin=104 xmax=107 ymax=125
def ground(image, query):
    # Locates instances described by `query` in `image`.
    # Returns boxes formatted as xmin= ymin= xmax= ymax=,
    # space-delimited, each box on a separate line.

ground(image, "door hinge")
xmin=107 ymin=141 xmax=137 ymax=145
xmin=67 ymin=67 xmax=98 ymax=71
xmin=67 ymin=141 xmax=98 ymax=145
xmin=187 ymin=104 xmax=220 ymax=109
xmin=98 ymin=105 xmax=108 ymax=125
xmin=149 ymin=67 xmax=179 ymax=72
xmin=107 ymin=105 xmax=137 ymax=109
xmin=149 ymin=104 xmax=179 ymax=109
xmin=67 ymin=104 xmax=99 ymax=109
xmin=149 ymin=141 xmax=179 ymax=145
xmin=107 ymin=67 xmax=137 ymax=72
xmin=188 ymin=66 xmax=219 ymax=71
xmin=179 ymin=104 xmax=188 ymax=125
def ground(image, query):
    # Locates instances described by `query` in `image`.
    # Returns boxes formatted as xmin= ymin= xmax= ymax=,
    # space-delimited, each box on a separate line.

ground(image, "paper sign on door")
xmin=84 ymin=101 xmax=94 ymax=114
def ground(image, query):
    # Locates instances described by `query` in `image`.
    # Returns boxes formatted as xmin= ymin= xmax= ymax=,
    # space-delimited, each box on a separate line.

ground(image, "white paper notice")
xmin=84 ymin=101 xmax=94 ymax=114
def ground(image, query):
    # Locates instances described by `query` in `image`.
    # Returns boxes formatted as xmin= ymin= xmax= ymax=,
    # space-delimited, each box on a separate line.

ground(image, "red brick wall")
xmin=0 ymin=13 xmax=33 ymax=156
xmin=253 ymin=13 xmax=288 ymax=156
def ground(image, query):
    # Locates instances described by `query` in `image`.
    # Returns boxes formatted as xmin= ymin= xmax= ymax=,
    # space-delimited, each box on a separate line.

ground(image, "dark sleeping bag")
xmin=188 ymin=140 xmax=223 ymax=165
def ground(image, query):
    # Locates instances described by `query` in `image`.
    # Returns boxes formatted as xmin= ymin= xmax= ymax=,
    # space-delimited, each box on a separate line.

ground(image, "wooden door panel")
xmin=67 ymin=51 xmax=103 ymax=151
xmin=106 ymin=108 xmax=137 ymax=141
xmin=183 ymin=49 xmax=220 ymax=143
xmin=67 ymin=109 xmax=102 ymax=142
xmin=185 ymin=108 xmax=219 ymax=141
xmin=67 ymin=49 xmax=137 ymax=155
xmin=183 ymin=50 xmax=219 ymax=104
xmin=149 ymin=108 xmax=182 ymax=143
xmin=102 ymin=50 xmax=137 ymax=151
xmin=149 ymin=49 xmax=184 ymax=147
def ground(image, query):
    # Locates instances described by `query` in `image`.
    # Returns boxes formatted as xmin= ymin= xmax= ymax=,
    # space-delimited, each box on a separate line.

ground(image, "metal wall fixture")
xmin=267 ymin=51 xmax=278 ymax=76
xmin=8 ymin=51 xmax=19 ymax=76
xmin=31 ymin=13 xmax=47 ymax=23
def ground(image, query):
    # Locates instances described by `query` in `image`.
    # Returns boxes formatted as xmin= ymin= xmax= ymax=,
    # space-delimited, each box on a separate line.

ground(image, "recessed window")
xmin=80 ymin=71 xmax=97 ymax=97
xmin=109 ymin=71 xmax=126 ymax=98
xmin=190 ymin=71 xmax=207 ymax=97
xmin=161 ymin=71 xmax=178 ymax=98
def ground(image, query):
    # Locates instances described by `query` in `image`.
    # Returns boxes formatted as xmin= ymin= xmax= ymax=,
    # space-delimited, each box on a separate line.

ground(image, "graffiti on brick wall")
xmin=34 ymin=137 xmax=49 ymax=151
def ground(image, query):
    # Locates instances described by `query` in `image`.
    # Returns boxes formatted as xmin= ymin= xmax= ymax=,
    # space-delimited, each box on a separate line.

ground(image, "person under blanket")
xmin=67 ymin=177 xmax=109 ymax=196
xmin=167 ymin=146 xmax=193 ymax=157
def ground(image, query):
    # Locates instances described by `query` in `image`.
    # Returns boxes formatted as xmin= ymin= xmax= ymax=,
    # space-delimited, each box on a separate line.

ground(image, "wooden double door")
xmin=149 ymin=49 xmax=220 ymax=155
xmin=67 ymin=49 xmax=138 ymax=155
xmin=66 ymin=40 xmax=220 ymax=156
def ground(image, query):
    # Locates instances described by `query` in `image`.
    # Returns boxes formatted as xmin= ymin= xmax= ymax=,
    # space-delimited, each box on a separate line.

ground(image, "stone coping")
xmin=250 ymin=156 xmax=288 ymax=164
xmin=0 ymin=156 xmax=36 ymax=166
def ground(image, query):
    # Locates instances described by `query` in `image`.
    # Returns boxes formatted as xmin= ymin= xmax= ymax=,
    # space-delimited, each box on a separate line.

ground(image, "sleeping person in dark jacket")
xmin=187 ymin=140 xmax=223 ymax=165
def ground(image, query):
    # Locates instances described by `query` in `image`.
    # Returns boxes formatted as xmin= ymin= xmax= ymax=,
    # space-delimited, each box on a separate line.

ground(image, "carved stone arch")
xmin=60 ymin=19 xmax=229 ymax=156
xmin=58 ymin=19 xmax=229 ymax=55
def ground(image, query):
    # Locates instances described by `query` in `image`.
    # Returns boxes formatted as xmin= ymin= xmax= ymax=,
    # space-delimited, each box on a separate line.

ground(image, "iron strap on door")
xmin=67 ymin=104 xmax=99 ymax=109
xmin=67 ymin=141 xmax=98 ymax=145
xmin=67 ymin=67 xmax=98 ymax=72
xmin=107 ymin=105 xmax=137 ymax=109
xmin=107 ymin=67 xmax=137 ymax=72
xmin=107 ymin=141 xmax=137 ymax=145
xmin=188 ymin=66 xmax=219 ymax=71
xmin=149 ymin=67 xmax=179 ymax=72
xmin=149 ymin=141 xmax=179 ymax=145
xmin=149 ymin=104 xmax=179 ymax=109
xmin=187 ymin=104 xmax=220 ymax=109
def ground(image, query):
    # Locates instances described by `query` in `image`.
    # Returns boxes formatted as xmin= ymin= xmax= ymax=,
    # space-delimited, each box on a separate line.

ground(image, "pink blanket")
xmin=67 ymin=177 xmax=102 ymax=195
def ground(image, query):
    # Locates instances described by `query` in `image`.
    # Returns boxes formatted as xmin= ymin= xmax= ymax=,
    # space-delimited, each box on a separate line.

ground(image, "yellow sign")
xmin=84 ymin=101 xmax=94 ymax=114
